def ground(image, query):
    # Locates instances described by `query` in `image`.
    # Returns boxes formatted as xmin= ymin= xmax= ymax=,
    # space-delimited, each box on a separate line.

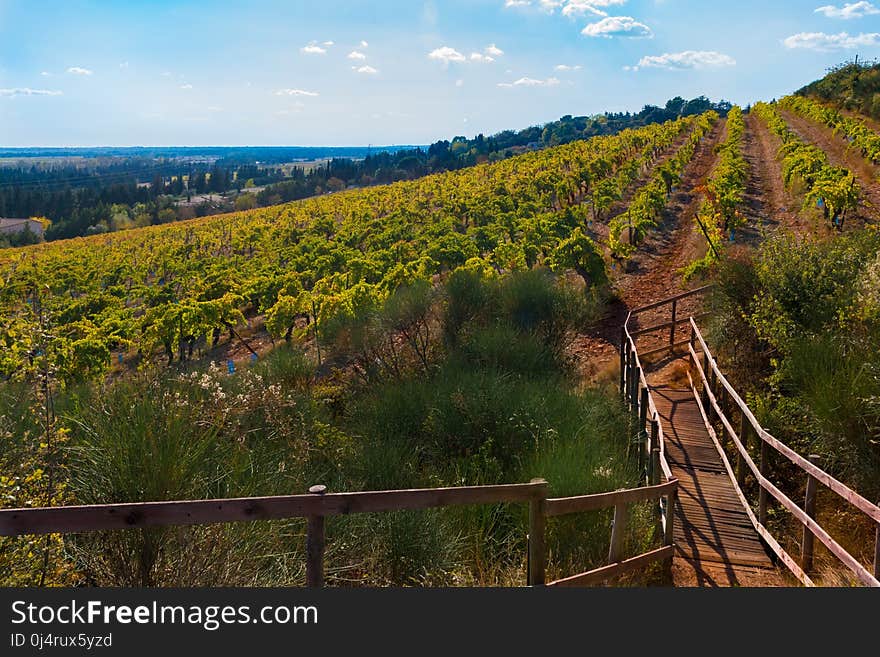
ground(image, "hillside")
xmin=2 ymin=62 xmax=880 ymax=588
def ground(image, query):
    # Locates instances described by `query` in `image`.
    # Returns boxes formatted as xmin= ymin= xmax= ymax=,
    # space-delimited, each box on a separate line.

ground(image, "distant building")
xmin=0 ymin=217 xmax=46 ymax=238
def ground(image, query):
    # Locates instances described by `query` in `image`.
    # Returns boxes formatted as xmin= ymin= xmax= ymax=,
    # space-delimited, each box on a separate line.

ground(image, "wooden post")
xmin=305 ymin=484 xmax=327 ymax=587
xmin=664 ymin=489 xmax=676 ymax=547
xmin=608 ymin=502 xmax=628 ymax=564
xmin=801 ymin=455 xmax=821 ymax=572
xmin=651 ymin=446 xmax=661 ymax=487
xmin=874 ymin=502 xmax=880 ymax=582
xmin=701 ymin=352 xmax=710 ymax=408
xmin=619 ymin=329 xmax=627 ymax=398
xmin=758 ymin=440 xmax=769 ymax=526
xmin=638 ymin=387 xmax=649 ymax=459
xmin=528 ymin=478 xmax=548 ymax=586
xmin=736 ymin=412 xmax=748 ymax=488
xmin=669 ymin=299 xmax=678 ymax=347
xmin=649 ymin=419 xmax=659 ymax=485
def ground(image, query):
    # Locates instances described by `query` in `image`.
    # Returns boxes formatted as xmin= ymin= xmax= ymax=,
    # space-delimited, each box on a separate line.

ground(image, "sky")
xmin=2 ymin=0 xmax=880 ymax=147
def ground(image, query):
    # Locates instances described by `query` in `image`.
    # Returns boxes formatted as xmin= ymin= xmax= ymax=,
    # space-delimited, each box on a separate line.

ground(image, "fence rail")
xmin=0 ymin=475 xmax=677 ymax=588
xmin=687 ymin=319 xmax=880 ymax=587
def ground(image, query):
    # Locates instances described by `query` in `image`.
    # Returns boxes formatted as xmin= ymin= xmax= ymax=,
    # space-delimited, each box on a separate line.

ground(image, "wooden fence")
xmin=618 ymin=286 xmax=710 ymax=530
xmin=687 ymin=319 xmax=880 ymax=587
xmin=0 ymin=477 xmax=677 ymax=587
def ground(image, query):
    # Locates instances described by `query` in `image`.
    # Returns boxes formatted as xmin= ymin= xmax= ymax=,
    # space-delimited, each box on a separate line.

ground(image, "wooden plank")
xmin=548 ymin=546 xmax=674 ymax=587
xmin=0 ymin=482 xmax=546 ymax=537
xmin=545 ymin=480 xmax=678 ymax=517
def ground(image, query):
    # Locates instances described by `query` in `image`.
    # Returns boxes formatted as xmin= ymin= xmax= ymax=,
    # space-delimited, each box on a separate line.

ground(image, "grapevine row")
xmin=752 ymin=101 xmax=859 ymax=228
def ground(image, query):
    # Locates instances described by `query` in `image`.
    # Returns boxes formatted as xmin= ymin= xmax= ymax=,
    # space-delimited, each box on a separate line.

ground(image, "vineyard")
xmin=3 ymin=59 xmax=880 ymax=588
xmin=0 ymin=113 xmax=714 ymax=384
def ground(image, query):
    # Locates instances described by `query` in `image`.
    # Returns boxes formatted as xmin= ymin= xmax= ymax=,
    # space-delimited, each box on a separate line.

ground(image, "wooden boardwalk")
xmin=651 ymin=385 xmax=774 ymax=569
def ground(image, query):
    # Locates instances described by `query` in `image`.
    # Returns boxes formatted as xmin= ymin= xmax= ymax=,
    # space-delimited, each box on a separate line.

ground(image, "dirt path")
xmin=779 ymin=108 xmax=880 ymax=224
xmin=573 ymin=121 xmax=726 ymax=381
xmin=740 ymin=113 xmax=808 ymax=236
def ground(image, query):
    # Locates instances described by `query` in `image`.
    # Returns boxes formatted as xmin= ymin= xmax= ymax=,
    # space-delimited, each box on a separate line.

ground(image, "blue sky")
xmin=2 ymin=0 xmax=880 ymax=146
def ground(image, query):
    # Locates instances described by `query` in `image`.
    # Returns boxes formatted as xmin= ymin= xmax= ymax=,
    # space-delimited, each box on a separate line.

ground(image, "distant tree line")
xmin=0 ymin=95 xmax=731 ymax=244
xmin=797 ymin=57 xmax=880 ymax=121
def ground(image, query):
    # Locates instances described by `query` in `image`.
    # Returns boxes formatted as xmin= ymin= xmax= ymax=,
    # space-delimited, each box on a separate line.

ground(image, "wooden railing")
xmin=687 ymin=319 xmax=880 ymax=587
xmin=619 ymin=286 xmax=711 ymax=533
xmin=0 ymin=477 xmax=677 ymax=588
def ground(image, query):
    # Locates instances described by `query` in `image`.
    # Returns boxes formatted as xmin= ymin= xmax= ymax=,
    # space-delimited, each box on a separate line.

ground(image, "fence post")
xmin=669 ymin=299 xmax=678 ymax=347
xmin=701 ymin=352 xmax=710 ymax=408
xmin=758 ymin=440 xmax=769 ymax=526
xmin=528 ymin=478 xmax=548 ymax=586
xmin=651 ymin=446 xmax=661 ymax=487
xmin=736 ymin=412 xmax=748 ymax=488
xmin=649 ymin=419 xmax=659 ymax=485
xmin=620 ymin=329 xmax=627 ymax=398
xmin=608 ymin=502 xmax=628 ymax=564
xmin=874 ymin=502 xmax=880 ymax=582
xmin=801 ymin=455 xmax=821 ymax=572
xmin=638 ymin=387 xmax=649 ymax=464
xmin=306 ymin=484 xmax=327 ymax=587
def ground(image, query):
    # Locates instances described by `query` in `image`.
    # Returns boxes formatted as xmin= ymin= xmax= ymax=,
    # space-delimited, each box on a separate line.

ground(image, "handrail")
xmin=688 ymin=320 xmax=880 ymax=587
xmin=0 ymin=477 xmax=677 ymax=588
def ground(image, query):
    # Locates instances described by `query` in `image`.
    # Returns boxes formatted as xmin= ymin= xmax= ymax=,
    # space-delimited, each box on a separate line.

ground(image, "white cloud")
xmin=274 ymin=88 xmax=320 ymax=97
xmin=322 ymin=40 xmax=334 ymax=46
xmin=119 ymin=62 xmax=129 ymax=69
xmin=636 ymin=50 xmax=736 ymax=70
xmin=470 ymin=52 xmax=496 ymax=63
xmin=815 ymin=2 xmax=880 ymax=18
xmin=67 ymin=66 xmax=93 ymax=75
xmin=301 ymin=44 xmax=327 ymax=55
xmin=428 ymin=46 xmax=467 ymax=64
xmin=783 ymin=31 xmax=880 ymax=49
xmin=582 ymin=16 xmax=652 ymax=38
xmin=360 ymin=40 xmax=369 ymax=48
xmin=554 ymin=63 xmax=583 ymax=71
xmin=485 ymin=43 xmax=505 ymax=56
xmin=354 ymin=65 xmax=379 ymax=74
xmin=207 ymin=106 xmax=223 ymax=112
xmin=0 ymin=88 xmax=63 ymax=97
xmin=563 ymin=0 xmax=626 ymax=17
xmin=504 ymin=0 xmax=625 ymax=15
xmin=180 ymin=83 xmax=193 ymax=89
xmin=40 ymin=71 xmax=50 ymax=76
xmin=348 ymin=50 xmax=367 ymax=60
xmin=498 ymin=76 xmax=561 ymax=87
xmin=456 ymin=79 xmax=464 ymax=87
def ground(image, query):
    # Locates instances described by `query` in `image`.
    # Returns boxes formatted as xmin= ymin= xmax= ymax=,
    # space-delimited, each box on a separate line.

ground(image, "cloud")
xmin=179 ymin=83 xmax=193 ymax=89
xmin=563 ymin=0 xmax=626 ymax=16
xmin=470 ymin=52 xmax=496 ymax=63
xmin=554 ymin=64 xmax=583 ymax=71
xmin=348 ymin=50 xmax=367 ymax=60
xmin=40 ymin=71 xmax=50 ymax=76
xmin=815 ymin=2 xmax=880 ymax=18
xmin=353 ymin=65 xmax=379 ymax=74
xmin=322 ymin=40 xmax=334 ymax=46
xmin=504 ymin=0 xmax=625 ymax=15
xmin=0 ymin=88 xmax=63 ymax=97
xmin=274 ymin=88 xmax=320 ymax=96
xmin=67 ymin=66 xmax=93 ymax=75
xmin=783 ymin=30 xmax=880 ymax=49
xmin=485 ymin=43 xmax=505 ymax=56
xmin=635 ymin=50 xmax=736 ymax=70
xmin=456 ymin=79 xmax=464 ymax=87
xmin=497 ymin=76 xmax=561 ymax=87
xmin=360 ymin=40 xmax=369 ymax=48
xmin=119 ymin=62 xmax=129 ymax=69
xmin=428 ymin=46 xmax=467 ymax=64
xmin=300 ymin=44 xmax=327 ymax=55
xmin=582 ymin=16 xmax=652 ymax=38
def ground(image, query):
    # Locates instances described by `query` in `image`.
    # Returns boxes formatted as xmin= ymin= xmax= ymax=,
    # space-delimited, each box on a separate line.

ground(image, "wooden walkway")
xmin=651 ymin=385 xmax=774 ymax=569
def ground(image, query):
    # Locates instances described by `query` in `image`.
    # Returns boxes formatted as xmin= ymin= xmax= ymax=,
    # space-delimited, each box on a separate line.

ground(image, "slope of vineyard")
xmin=0 ymin=114 xmax=714 ymax=383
